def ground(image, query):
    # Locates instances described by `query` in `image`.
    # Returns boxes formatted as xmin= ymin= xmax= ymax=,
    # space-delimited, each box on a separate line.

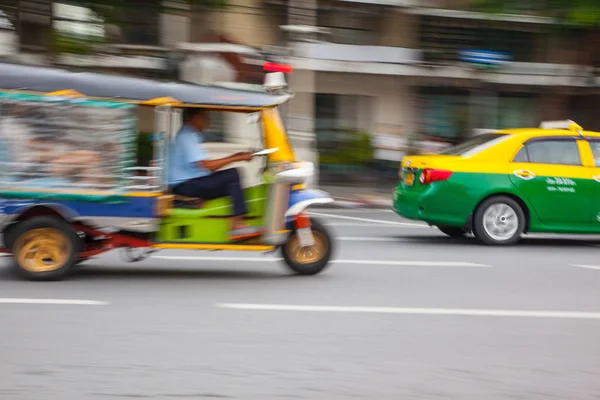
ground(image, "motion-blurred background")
xmin=0 ymin=0 xmax=598 ymax=194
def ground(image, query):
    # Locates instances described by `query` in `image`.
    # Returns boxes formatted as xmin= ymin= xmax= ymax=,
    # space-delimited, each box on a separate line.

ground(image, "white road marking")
xmin=216 ymin=304 xmax=600 ymax=320
xmin=312 ymin=208 xmax=393 ymax=213
xmin=0 ymin=298 xmax=109 ymax=306
xmin=308 ymin=211 xmax=426 ymax=227
xmin=338 ymin=237 xmax=410 ymax=242
xmin=152 ymin=255 xmax=489 ymax=267
xmin=525 ymin=234 xmax=600 ymax=240
xmin=572 ymin=264 xmax=600 ymax=271
xmin=334 ymin=260 xmax=489 ymax=267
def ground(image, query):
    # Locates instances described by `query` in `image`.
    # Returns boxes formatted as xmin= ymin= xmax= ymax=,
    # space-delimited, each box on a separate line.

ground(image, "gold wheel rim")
xmin=14 ymin=228 xmax=72 ymax=273
xmin=287 ymin=231 xmax=328 ymax=265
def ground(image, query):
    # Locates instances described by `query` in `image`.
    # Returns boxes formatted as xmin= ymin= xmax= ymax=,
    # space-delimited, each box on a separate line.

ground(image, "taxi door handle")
xmin=513 ymin=170 xmax=536 ymax=180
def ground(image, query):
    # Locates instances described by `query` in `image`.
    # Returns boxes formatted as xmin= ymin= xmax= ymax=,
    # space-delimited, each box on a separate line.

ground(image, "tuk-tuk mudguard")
xmin=285 ymin=189 xmax=333 ymax=223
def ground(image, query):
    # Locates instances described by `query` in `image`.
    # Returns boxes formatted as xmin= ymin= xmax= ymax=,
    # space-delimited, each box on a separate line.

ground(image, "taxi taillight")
xmin=419 ymin=168 xmax=452 ymax=184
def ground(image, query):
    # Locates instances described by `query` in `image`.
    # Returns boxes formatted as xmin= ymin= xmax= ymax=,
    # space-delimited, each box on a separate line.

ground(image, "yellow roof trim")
xmin=46 ymin=89 xmax=85 ymax=98
xmin=141 ymin=97 xmax=183 ymax=106
xmin=569 ymin=121 xmax=583 ymax=132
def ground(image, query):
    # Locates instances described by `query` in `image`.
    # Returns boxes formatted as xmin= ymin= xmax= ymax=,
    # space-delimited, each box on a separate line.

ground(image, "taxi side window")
xmin=512 ymin=139 xmax=581 ymax=166
xmin=588 ymin=141 xmax=600 ymax=167
xmin=513 ymin=146 xmax=529 ymax=162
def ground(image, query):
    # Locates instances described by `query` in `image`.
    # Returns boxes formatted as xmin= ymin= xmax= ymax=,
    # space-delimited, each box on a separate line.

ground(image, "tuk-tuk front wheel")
xmin=10 ymin=217 xmax=82 ymax=281
xmin=282 ymin=218 xmax=333 ymax=275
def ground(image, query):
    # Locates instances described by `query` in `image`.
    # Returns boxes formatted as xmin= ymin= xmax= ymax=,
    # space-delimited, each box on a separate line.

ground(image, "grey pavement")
xmin=319 ymin=185 xmax=393 ymax=199
xmin=1 ymin=209 xmax=600 ymax=399
xmin=319 ymin=185 xmax=394 ymax=207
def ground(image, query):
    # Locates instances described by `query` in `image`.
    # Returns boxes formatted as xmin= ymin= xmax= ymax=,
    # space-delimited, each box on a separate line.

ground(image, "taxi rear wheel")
xmin=473 ymin=196 xmax=525 ymax=246
xmin=436 ymin=225 xmax=466 ymax=237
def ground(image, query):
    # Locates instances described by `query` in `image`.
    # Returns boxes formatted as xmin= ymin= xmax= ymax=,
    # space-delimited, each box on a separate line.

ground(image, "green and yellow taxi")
xmin=392 ymin=120 xmax=600 ymax=245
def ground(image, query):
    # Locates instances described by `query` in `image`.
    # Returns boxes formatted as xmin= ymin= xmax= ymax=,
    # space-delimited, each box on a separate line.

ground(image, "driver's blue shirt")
xmin=167 ymin=124 xmax=210 ymax=187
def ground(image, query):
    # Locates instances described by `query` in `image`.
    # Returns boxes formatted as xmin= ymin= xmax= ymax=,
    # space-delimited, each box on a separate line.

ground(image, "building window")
xmin=420 ymin=16 xmax=537 ymax=63
xmin=52 ymin=2 xmax=105 ymax=53
xmin=420 ymin=90 xmax=538 ymax=141
xmin=53 ymin=2 xmax=104 ymax=38
xmin=0 ymin=3 xmax=16 ymax=31
xmin=53 ymin=1 xmax=160 ymax=47
xmin=315 ymin=94 xmax=374 ymax=169
xmin=497 ymin=96 xmax=537 ymax=129
xmin=13 ymin=0 xmax=52 ymax=52
xmin=420 ymin=93 xmax=469 ymax=142
xmin=119 ymin=2 xmax=159 ymax=46
xmin=317 ymin=4 xmax=378 ymax=45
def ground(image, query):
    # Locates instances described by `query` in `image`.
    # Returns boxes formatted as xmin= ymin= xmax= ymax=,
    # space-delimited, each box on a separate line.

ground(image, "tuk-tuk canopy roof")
xmin=0 ymin=62 xmax=291 ymax=110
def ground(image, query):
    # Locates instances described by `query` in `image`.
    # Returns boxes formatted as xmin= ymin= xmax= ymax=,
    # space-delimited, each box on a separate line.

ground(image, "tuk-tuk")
xmin=0 ymin=62 xmax=335 ymax=280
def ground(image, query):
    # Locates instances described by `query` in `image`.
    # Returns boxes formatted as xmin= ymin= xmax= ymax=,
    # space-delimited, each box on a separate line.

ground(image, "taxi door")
xmin=583 ymin=139 xmax=600 ymax=228
xmin=508 ymin=137 xmax=595 ymax=227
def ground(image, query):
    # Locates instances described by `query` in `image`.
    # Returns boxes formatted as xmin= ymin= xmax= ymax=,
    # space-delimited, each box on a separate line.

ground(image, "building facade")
xmin=2 ymin=0 xmax=599 ymax=186
xmin=275 ymin=0 xmax=600 ymax=184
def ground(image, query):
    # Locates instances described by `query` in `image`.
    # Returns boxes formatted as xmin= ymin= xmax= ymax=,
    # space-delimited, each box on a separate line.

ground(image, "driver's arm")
xmin=198 ymin=154 xmax=250 ymax=172
xmin=180 ymin=131 xmax=253 ymax=172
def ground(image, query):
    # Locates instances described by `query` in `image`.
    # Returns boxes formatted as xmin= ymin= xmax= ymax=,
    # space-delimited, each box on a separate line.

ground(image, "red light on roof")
xmin=263 ymin=62 xmax=293 ymax=73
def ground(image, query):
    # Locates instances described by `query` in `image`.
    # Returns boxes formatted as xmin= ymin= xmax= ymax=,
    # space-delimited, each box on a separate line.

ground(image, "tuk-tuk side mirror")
xmin=247 ymin=112 xmax=261 ymax=124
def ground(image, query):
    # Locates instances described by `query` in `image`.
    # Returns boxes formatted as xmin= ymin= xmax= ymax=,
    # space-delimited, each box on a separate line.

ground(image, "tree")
xmin=470 ymin=0 xmax=600 ymax=66
xmin=470 ymin=0 xmax=600 ymax=26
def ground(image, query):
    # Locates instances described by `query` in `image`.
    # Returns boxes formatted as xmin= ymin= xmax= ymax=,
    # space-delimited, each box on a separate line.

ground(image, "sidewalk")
xmin=317 ymin=185 xmax=394 ymax=209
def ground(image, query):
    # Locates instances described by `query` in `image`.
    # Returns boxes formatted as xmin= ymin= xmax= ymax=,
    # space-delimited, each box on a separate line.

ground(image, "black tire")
xmin=473 ymin=196 xmax=525 ymax=246
xmin=2 ymin=224 xmax=17 ymax=250
xmin=10 ymin=216 xmax=82 ymax=281
xmin=281 ymin=218 xmax=334 ymax=276
xmin=436 ymin=225 xmax=466 ymax=237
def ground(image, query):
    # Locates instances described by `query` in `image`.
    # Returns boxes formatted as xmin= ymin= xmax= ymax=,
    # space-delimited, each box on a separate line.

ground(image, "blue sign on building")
xmin=459 ymin=49 xmax=512 ymax=65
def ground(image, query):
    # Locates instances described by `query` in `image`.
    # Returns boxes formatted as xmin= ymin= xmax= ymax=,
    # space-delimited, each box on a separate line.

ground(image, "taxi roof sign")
xmin=539 ymin=120 xmax=583 ymax=132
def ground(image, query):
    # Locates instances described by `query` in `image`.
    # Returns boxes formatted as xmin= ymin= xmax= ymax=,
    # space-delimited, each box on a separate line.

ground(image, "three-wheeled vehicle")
xmin=0 ymin=62 xmax=335 ymax=280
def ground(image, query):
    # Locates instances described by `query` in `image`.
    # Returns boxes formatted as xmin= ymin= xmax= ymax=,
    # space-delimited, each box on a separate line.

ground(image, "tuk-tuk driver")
xmin=168 ymin=108 xmax=261 ymax=240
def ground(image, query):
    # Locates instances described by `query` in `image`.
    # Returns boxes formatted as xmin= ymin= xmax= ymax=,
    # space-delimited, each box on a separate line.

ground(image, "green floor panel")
xmin=157 ymin=185 xmax=269 ymax=243
xmin=157 ymin=215 xmax=266 ymax=243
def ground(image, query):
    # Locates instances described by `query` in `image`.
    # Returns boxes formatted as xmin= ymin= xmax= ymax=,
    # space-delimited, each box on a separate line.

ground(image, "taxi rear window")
xmin=440 ymin=133 xmax=510 ymax=156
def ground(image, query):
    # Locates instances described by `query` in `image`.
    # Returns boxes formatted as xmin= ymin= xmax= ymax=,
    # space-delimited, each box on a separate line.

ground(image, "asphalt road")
xmin=1 ymin=209 xmax=600 ymax=399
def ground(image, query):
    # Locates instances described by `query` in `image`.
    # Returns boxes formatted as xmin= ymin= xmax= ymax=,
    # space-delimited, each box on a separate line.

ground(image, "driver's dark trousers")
xmin=172 ymin=168 xmax=247 ymax=216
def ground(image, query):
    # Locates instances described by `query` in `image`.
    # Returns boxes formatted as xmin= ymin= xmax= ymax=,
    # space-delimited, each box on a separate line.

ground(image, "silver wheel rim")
xmin=482 ymin=203 xmax=519 ymax=241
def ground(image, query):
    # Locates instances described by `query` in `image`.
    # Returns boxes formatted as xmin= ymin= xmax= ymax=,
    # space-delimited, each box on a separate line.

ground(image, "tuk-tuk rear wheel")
xmin=282 ymin=218 xmax=333 ymax=276
xmin=10 ymin=217 xmax=82 ymax=281
xmin=2 ymin=224 xmax=16 ymax=251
